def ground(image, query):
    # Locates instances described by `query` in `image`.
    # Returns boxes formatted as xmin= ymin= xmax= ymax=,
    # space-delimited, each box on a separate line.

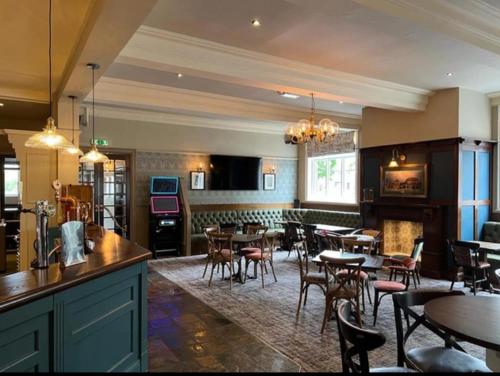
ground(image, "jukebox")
xmin=148 ymin=176 xmax=183 ymax=258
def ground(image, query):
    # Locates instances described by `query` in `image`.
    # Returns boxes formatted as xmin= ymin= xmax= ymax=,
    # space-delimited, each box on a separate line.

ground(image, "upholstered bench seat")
xmin=190 ymin=208 xmax=361 ymax=255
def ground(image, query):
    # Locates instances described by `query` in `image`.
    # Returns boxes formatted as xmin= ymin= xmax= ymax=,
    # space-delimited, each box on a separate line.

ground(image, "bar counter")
xmin=0 ymin=228 xmax=151 ymax=372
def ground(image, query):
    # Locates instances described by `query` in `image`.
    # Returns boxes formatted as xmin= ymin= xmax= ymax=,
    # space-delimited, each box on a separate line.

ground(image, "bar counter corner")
xmin=0 ymin=228 xmax=151 ymax=373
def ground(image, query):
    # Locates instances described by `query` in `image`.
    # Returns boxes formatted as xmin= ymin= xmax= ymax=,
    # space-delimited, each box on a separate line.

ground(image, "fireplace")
xmin=383 ymin=220 xmax=423 ymax=256
xmin=361 ymin=201 xmax=448 ymax=279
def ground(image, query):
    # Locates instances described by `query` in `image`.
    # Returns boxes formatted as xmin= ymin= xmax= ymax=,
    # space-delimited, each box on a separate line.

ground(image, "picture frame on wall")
xmin=190 ymin=171 xmax=205 ymax=190
xmin=380 ymin=163 xmax=428 ymax=198
xmin=263 ymin=173 xmax=276 ymax=190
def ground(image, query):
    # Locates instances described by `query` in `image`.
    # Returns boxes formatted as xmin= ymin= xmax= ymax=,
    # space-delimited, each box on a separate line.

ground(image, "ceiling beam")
xmin=116 ymin=26 xmax=431 ymax=112
xmin=352 ymin=0 xmax=500 ymax=56
xmin=56 ymin=0 xmax=158 ymax=102
xmin=90 ymin=77 xmax=361 ymax=127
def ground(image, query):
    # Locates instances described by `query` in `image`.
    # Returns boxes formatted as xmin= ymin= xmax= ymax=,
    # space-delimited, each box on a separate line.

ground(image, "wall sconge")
xmin=196 ymin=162 xmax=204 ymax=172
xmin=388 ymin=148 xmax=406 ymax=168
xmin=266 ymin=165 xmax=276 ymax=174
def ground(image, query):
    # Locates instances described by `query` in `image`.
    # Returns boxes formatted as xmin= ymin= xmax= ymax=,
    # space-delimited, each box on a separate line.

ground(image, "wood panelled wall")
xmin=359 ymin=137 xmax=493 ymax=278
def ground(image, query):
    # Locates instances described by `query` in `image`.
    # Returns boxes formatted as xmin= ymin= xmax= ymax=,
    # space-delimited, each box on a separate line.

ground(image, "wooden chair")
xmin=320 ymin=254 xmax=365 ymax=333
xmin=296 ymin=241 xmax=330 ymax=316
xmin=284 ymin=221 xmax=303 ymax=257
xmin=242 ymin=221 xmax=261 ymax=234
xmin=243 ymin=228 xmax=278 ymax=288
xmin=202 ymin=224 xmax=220 ymax=278
xmin=448 ymin=239 xmax=492 ymax=295
xmin=392 ymin=289 xmax=491 ymax=373
xmin=340 ymin=237 xmax=374 ymax=308
xmin=207 ymin=232 xmax=239 ymax=290
xmin=302 ymin=223 xmax=320 ymax=255
xmin=220 ymin=222 xmax=238 ymax=234
xmin=336 ymin=301 xmax=417 ymax=373
xmin=240 ymin=224 xmax=267 ymax=254
xmin=389 ymin=237 xmax=424 ymax=284
xmin=372 ymin=272 xmax=408 ymax=326
xmin=350 ymin=228 xmax=383 ymax=255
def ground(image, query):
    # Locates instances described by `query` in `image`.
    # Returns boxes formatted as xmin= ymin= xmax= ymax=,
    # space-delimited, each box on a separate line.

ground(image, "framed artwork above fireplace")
xmin=380 ymin=163 xmax=428 ymax=198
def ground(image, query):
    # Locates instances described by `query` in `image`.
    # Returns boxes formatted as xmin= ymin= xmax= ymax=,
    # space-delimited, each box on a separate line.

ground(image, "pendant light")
xmin=80 ymin=63 xmax=109 ymax=164
xmin=64 ymin=95 xmax=83 ymax=155
xmin=25 ymin=0 xmax=73 ymax=150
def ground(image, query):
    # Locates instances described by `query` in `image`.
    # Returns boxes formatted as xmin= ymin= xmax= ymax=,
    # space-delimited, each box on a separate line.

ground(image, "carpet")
xmin=150 ymin=251 xmax=490 ymax=372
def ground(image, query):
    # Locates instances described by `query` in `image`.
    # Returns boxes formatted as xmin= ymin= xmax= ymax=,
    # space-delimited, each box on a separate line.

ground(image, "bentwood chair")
xmin=202 ymin=224 xmax=220 ymax=278
xmin=393 ymin=289 xmax=491 ymax=373
xmin=207 ymin=232 xmax=239 ymax=290
xmin=350 ymin=228 xmax=384 ymax=255
xmin=220 ymin=222 xmax=238 ymax=234
xmin=336 ymin=301 xmax=417 ymax=373
xmin=243 ymin=229 xmax=278 ymax=288
xmin=284 ymin=221 xmax=303 ymax=258
xmin=296 ymin=241 xmax=330 ymax=316
xmin=389 ymin=237 xmax=424 ymax=284
xmin=302 ymin=224 xmax=320 ymax=256
xmin=320 ymin=254 xmax=365 ymax=333
xmin=240 ymin=224 xmax=267 ymax=254
xmin=448 ymin=239 xmax=492 ymax=295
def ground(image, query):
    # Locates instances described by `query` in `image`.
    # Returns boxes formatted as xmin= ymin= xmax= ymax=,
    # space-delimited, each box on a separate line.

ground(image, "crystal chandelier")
xmin=284 ymin=93 xmax=340 ymax=147
xmin=80 ymin=63 xmax=109 ymax=164
xmin=25 ymin=0 xmax=73 ymax=150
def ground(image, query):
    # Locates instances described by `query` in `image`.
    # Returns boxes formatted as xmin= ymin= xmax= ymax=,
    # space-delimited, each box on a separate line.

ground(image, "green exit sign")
xmin=91 ymin=138 xmax=109 ymax=146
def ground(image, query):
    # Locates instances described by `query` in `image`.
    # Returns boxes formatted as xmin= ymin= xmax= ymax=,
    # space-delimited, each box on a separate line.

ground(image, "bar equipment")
xmin=21 ymin=200 xmax=56 ymax=269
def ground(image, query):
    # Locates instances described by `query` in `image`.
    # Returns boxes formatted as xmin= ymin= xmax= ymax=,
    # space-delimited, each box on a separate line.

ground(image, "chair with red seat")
xmin=387 ymin=257 xmax=419 ymax=289
xmin=243 ymin=228 xmax=278 ymax=288
xmin=207 ymin=232 xmax=239 ymax=290
xmin=240 ymin=224 xmax=267 ymax=255
xmin=372 ymin=271 xmax=409 ymax=326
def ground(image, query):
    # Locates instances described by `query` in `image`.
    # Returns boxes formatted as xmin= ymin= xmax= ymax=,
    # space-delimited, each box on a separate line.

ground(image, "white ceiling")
xmin=141 ymin=0 xmax=500 ymax=93
xmin=0 ymin=0 xmax=94 ymax=102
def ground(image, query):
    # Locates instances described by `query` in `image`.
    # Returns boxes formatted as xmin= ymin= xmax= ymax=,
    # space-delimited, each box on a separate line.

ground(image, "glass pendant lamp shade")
xmin=80 ymin=144 xmax=109 ymax=163
xmin=25 ymin=0 xmax=73 ymax=151
xmin=25 ymin=117 xmax=73 ymax=150
xmin=80 ymin=63 xmax=109 ymax=164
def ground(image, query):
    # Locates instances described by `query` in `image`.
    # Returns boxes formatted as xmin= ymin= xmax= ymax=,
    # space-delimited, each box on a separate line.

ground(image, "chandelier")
xmin=284 ymin=93 xmax=340 ymax=146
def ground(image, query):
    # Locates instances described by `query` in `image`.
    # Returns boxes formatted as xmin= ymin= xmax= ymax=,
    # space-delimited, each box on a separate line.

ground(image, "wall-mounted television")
xmin=209 ymin=155 xmax=261 ymax=190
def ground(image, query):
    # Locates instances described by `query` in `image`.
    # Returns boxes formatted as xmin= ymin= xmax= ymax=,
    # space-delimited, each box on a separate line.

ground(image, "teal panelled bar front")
xmin=0 ymin=229 xmax=151 ymax=373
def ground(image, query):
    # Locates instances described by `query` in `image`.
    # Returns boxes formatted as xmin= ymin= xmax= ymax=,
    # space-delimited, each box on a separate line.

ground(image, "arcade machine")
xmin=149 ymin=176 xmax=183 ymax=258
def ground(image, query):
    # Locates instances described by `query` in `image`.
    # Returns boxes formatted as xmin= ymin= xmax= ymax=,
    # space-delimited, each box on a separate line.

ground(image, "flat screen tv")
xmin=209 ymin=155 xmax=261 ymax=190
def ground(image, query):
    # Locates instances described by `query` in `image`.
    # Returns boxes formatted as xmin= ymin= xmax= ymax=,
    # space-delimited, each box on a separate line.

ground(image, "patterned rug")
xmin=150 ymin=251 xmax=491 ymax=372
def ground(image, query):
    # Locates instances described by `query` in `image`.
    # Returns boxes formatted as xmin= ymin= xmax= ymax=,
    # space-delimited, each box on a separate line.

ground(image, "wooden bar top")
xmin=0 ymin=227 xmax=151 ymax=313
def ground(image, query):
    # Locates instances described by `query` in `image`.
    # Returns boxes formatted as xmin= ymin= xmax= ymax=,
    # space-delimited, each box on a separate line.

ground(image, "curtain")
xmin=306 ymin=130 xmax=357 ymax=157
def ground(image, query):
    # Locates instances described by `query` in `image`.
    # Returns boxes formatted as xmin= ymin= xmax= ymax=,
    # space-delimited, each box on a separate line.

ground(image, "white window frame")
xmin=305 ymin=151 xmax=359 ymax=205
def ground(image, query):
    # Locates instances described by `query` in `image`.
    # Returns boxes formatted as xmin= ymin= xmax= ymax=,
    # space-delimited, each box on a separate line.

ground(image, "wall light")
xmin=388 ymin=148 xmax=406 ymax=167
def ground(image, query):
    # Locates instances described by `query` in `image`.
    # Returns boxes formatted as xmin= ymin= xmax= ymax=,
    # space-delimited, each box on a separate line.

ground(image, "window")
xmin=307 ymin=152 xmax=357 ymax=203
xmin=4 ymin=159 xmax=20 ymax=198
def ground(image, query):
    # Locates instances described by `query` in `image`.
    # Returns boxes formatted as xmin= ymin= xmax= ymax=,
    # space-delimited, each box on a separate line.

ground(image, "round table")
xmin=424 ymin=295 xmax=500 ymax=370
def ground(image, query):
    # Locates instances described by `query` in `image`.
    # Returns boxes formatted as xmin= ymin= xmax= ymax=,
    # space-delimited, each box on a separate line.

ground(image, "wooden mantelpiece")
xmin=361 ymin=201 xmax=446 ymax=279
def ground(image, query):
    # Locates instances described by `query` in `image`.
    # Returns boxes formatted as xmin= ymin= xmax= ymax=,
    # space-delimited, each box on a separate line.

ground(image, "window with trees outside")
xmin=307 ymin=153 xmax=357 ymax=203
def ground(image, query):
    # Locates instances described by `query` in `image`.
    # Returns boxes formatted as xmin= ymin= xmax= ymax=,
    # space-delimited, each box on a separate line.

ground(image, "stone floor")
xmin=147 ymin=270 xmax=301 ymax=372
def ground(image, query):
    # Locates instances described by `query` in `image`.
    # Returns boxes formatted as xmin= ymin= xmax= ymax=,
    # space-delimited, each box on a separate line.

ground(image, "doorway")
xmin=79 ymin=152 xmax=131 ymax=239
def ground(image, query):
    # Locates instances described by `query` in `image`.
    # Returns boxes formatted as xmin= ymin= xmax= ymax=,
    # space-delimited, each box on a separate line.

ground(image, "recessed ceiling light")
xmin=0 ymin=103 xmax=4 ymax=107
xmin=277 ymin=91 xmax=299 ymax=99
xmin=251 ymin=19 xmax=261 ymax=27
xmin=177 ymin=73 xmax=183 ymax=78
xmin=338 ymin=101 xmax=344 ymax=104
xmin=446 ymin=72 xmax=454 ymax=77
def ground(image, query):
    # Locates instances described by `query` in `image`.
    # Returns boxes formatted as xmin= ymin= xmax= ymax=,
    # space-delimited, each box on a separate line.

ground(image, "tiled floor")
xmin=147 ymin=270 xmax=301 ymax=372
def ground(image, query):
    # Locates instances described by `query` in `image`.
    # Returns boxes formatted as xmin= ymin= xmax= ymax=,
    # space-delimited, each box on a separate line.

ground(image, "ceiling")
xmin=0 ymin=0 xmax=94 ymax=103
xmin=141 ymin=0 xmax=500 ymax=93
xmin=93 ymin=0 xmax=500 ymax=122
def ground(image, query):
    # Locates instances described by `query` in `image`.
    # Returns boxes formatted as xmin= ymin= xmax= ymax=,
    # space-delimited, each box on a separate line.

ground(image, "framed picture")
xmin=263 ymin=173 xmax=276 ymax=190
xmin=380 ymin=164 xmax=428 ymax=198
xmin=190 ymin=171 xmax=205 ymax=190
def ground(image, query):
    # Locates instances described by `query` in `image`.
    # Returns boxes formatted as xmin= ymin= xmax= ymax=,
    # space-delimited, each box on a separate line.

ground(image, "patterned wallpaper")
xmin=383 ymin=220 xmax=423 ymax=256
xmin=135 ymin=151 xmax=297 ymax=206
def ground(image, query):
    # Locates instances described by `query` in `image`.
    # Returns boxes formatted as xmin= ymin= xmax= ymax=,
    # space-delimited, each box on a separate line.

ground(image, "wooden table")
xmin=313 ymin=224 xmax=354 ymax=234
xmin=424 ymin=295 xmax=500 ymax=371
xmin=472 ymin=241 xmax=500 ymax=253
xmin=312 ymin=250 xmax=385 ymax=272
